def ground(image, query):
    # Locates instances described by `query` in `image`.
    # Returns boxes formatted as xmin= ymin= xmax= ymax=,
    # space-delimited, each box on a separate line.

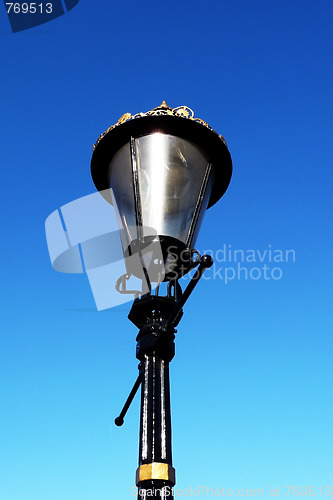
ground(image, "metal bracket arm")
xmin=115 ymin=369 xmax=142 ymax=426
xmin=166 ymin=254 xmax=213 ymax=330
xmin=115 ymin=255 xmax=213 ymax=427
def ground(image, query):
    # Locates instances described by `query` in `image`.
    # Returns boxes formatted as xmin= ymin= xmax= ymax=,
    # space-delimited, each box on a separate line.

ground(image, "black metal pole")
xmin=126 ymin=257 xmax=213 ymax=498
xmin=136 ymin=352 xmax=175 ymax=499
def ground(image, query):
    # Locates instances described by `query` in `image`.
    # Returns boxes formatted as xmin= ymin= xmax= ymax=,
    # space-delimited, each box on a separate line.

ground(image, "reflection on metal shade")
xmin=109 ymin=133 xmax=212 ymax=249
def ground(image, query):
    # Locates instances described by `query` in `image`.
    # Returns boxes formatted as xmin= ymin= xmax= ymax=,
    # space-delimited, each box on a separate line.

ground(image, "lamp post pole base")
xmin=136 ymin=353 xmax=175 ymax=500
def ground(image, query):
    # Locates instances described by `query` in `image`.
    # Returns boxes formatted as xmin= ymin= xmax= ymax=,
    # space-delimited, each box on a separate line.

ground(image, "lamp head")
xmin=91 ymin=102 xmax=232 ymax=282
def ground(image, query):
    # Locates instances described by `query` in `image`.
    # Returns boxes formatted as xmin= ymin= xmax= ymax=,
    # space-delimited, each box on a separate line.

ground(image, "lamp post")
xmin=91 ymin=101 xmax=232 ymax=499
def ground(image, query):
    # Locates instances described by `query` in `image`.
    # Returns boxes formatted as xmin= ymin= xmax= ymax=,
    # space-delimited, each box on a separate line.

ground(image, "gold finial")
xmin=152 ymin=100 xmax=172 ymax=111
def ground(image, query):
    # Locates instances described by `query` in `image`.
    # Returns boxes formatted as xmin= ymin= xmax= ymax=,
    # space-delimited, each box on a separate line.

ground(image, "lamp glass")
xmin=109 ymin=132 xmax=212 ymax=250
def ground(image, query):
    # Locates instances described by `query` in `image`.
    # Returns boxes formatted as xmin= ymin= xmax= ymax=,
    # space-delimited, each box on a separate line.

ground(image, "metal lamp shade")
xmin=109 ymin=133 xmax=212 ymax=280
xmin=91 ymin=106 xmax=232 ymax=282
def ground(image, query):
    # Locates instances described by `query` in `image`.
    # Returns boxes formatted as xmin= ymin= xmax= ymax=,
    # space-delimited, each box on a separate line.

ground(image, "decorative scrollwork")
xmin=173 ymin=106 xmax=194 ymax=118
xmin=93 ymin=101 xmax=224 ymax=150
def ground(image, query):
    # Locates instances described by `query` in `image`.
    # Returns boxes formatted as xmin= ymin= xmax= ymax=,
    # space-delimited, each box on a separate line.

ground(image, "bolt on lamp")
xmin=91 ymin=101 xmax=232 ymax=499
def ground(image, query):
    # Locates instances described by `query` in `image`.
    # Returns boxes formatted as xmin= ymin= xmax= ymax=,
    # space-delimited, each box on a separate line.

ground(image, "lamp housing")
xmin=91 ymin=102 xmax=232 ymax=282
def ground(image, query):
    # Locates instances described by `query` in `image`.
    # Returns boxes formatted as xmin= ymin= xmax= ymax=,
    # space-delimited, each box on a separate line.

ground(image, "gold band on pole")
xmin=136 ymin=462 xmax=176 ymax=486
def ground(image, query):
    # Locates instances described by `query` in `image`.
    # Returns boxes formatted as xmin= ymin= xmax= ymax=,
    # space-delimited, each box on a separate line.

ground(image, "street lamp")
xmin=91 ymin=101 xmax=232 ymax=499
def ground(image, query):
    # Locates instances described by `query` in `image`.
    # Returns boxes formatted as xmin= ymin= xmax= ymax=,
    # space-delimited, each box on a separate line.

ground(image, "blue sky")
xmin=1 ymin=1 xmax=332 ymax=499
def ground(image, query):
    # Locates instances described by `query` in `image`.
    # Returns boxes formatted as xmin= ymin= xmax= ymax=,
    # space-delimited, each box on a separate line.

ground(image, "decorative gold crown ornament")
xmin=93 ymin=101 xmax=227 ymax=150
